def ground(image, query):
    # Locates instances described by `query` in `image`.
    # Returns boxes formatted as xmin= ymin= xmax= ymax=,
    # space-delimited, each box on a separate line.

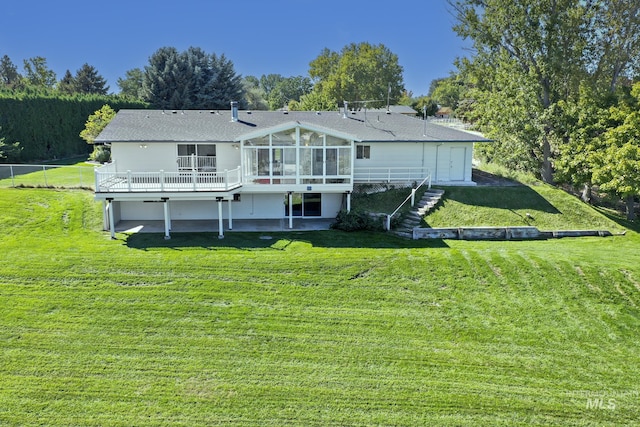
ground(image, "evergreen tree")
xmin=142 ymin=46 xmax=245 ymax=110
xmin=117 ymin=68 xmax=144 ymax=99
xmin=0 ymin=55 xmax=21 ymax=90
xmin=74 ymin=63 xmax=109 ymax=95
xmin=58 ymin=70 xmax=76 ymax=94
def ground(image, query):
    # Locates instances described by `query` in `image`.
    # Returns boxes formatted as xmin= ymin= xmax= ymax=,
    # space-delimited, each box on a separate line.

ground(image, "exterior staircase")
xmin=393 ymin=189 xmax=445 ymax=238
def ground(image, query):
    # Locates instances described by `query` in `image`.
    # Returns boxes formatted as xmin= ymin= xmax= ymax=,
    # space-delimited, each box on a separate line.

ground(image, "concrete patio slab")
xmin=115 ymin=218 xmax=334 ymax=234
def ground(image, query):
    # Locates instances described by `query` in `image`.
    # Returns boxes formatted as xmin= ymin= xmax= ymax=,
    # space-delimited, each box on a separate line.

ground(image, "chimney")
xmin=230 ymin=101 xmax=238 ymax=122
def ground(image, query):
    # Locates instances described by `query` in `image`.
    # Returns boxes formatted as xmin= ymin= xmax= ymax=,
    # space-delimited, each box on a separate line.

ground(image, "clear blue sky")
xmin=1 ymin=0 xmax=470 ymax=97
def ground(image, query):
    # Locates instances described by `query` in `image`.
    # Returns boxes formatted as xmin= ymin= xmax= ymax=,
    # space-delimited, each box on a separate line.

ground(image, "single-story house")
xmin=94 ymin=102 xmax=488 ymax=238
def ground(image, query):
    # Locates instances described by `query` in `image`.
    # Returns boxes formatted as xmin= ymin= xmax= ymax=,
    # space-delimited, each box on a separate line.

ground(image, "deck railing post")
xmin=127 ymin=170 xmax=132 ymax=191
xmin=192 ymin=170 xmax=197 ymax=191
xmin=225 ymin=169 xmax=229 ymax=190
xmin=160 ymin=170 xmax=165 ymax=191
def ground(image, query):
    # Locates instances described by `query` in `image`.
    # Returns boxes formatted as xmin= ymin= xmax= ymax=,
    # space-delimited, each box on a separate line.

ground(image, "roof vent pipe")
xmin=230 ymin=101 xmax=239 ymax=122
xmin=343 ymin=101 xmax=348 ymax=118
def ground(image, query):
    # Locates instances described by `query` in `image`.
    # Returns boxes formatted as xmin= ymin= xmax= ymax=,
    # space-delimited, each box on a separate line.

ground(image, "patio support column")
xmin=102 ymin=201 xmax=109 ymax=231
xmin=228 ymin=199 xmax=233 ymax=230
xmin=288 ymin=192 xmax=293 ymax=229
xmin=217 ymin=198 xmax=224 ymax=239
xmin=346 ymin=191 xmax=351 ymax=213
xmin=162 ymin=198 xmax=170 ymax=240
xmin=107 ymin=198 xmax=115 ymax=239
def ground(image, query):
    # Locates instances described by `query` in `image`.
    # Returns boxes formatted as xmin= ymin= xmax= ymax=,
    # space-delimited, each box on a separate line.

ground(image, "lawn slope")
xmin=425 ymin=184 xmax=628 ymax=233
xmin=0 ymin=188 xmax=639 ymax=426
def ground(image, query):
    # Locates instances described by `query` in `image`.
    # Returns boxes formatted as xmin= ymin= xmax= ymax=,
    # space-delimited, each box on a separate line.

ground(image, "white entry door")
xmin=450 ymin=147 xmax=466 ymax=181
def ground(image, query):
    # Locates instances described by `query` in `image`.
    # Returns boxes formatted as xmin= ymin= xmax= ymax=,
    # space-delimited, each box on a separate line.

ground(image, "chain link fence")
xmin=0 ymin=164 xmax=96 ymax=190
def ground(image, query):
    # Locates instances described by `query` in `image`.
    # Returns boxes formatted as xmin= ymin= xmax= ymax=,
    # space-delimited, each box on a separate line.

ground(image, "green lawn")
xmin=424 ymin=185 xmax=632 ymax=234
xmin=0 ymin=161 xmax=95 ymax=189
xmin=1 ymin=187 xmax=639 ymax=426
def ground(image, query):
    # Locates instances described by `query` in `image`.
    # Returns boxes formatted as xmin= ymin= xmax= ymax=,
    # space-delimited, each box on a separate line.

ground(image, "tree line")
xmin=432 ymin=0 xmax=640 ymax=219
xmin=0 ymin=43 xmax=410 ymax=162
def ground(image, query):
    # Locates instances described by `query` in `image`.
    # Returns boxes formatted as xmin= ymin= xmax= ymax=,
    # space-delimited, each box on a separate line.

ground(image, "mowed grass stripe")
xmin=1 ymin=188 xmax=640 ymax=425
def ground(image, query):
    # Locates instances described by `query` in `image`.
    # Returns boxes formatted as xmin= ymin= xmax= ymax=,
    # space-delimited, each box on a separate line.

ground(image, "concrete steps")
xmin=393 ymin=189 xmax=445 ymax=238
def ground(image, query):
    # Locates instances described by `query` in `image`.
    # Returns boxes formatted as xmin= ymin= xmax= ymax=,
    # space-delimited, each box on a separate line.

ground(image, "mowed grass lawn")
xmin=1 ymin=187 xmax=640 ymax=426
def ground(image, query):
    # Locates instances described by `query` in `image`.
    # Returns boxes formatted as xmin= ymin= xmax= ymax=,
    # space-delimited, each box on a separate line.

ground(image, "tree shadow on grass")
xmin=591 ymin=206 xmax=640 ymax=233
xmin=124 ymin=230 xmax=450 ymax=250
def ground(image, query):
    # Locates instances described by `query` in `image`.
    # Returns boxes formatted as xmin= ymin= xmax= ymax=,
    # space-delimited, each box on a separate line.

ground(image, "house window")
xmin=356 ymin=145 xmax=370 ymax=159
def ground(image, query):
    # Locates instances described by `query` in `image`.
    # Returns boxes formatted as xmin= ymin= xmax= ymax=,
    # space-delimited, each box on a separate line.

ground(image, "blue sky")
xmin=1 ymin=0 xmax=470 ymax=97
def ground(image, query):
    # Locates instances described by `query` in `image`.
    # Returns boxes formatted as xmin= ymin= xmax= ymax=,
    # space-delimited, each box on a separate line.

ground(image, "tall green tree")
xmin=117 ymin=68 xmax=144 ymax=99
xmin=0 ymin=55 xmax=21 ymax=90
xmin=587 ymin=0 xmax=640 ymax=93
xmin=57 ymin=70 xmax=76 ymax=94
xmin=307 ymin=42 xmax=404 ymax=109
xmin=242 ymin=76 xmax=268 ymax=110
xmin=267 ymin=76 xmax=312 ymax=110
xmin=592 ymin=82 xmax=640 ymax=220
xmin=73 ymin=63 xmax=109 ymax=95
xmin=142 ymin=46 xmax=245 ymax=110
xmin=22 ymin=56 xmax=57 ymax=89
xmin=449 ymin=0 xmax=590 ymax=182
xmin=450 ymin=0 xmax=640 ymax=184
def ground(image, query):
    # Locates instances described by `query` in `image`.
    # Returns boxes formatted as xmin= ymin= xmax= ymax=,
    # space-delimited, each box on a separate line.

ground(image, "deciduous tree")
xmin=592 ymin=82 xmax=640 ymax=220
xmin=22 ymin=56 xmax=57 ymax=89
xmin=307 ymin=42 xmax=404 ymax=109
xmin=80 ymin=104 xmax=116 ymax=144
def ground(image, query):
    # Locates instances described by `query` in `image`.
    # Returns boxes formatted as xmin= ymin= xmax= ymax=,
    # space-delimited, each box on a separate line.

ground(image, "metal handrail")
xmin=385 ymin=173 xmax=432 ymax=231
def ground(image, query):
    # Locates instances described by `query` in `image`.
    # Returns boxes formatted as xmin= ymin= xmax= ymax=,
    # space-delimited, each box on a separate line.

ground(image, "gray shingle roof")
xmin=96 ymin=109 xmax=489 ymax=144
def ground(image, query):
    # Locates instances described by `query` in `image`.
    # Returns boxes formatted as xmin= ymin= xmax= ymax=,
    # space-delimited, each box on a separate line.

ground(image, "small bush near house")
xmin=331 ymin=209 xmax=383 ymax=231
xmin=89 ymin=145 xmax=110 ymax=163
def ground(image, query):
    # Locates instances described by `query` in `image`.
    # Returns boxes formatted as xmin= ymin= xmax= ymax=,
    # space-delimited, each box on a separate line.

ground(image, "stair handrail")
xmin=385 ymin=172 xmax=432 ymax=230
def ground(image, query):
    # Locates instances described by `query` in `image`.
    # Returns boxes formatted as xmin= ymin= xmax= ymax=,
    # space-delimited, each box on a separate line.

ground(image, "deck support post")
xmin=107 ymin=198 xmax=116 ymax=239
xmin=288 ymin=192 xmax=293 ymax=229
xmin=228 ymin=199 xmax=233 ymax=230
xmin=217 ymin=198 xmax=224 ymax=239
xmin=346 ymin=191 xmax=351 ymax=213
xmin=162 ymin=198 xmax=170 ymax=240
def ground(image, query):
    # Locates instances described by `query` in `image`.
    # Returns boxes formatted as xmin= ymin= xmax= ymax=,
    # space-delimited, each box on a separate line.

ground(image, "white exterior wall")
xmin=112 ymin=142 xmax=178 ymax=172
xmin=355 ymin=142 xmax=473 ymax=183
xmin=111 ymin=142 xmax=242 ymax=173
xmin=215 ymin=143 xmax=241 ymax=171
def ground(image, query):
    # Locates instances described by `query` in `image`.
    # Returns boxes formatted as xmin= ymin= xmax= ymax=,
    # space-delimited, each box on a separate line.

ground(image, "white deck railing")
xmin=177 ymin=155 xmax=217 ymax=171
xmin=95 ymin=163 xmax=242 ymax=193
xmin=354 ymin=167 xmax=431 ymax=184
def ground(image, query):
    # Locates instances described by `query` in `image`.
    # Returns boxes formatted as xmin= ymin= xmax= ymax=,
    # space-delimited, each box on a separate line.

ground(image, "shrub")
xmin=331 ymin=209 xmax=383 ymax=232
xmin=89 ymin=145 xmax=111 ymax=163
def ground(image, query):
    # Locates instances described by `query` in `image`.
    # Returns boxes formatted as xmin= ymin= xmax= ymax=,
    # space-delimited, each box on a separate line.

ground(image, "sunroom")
xmin=238 ymin=122 xmax=357 ymax=193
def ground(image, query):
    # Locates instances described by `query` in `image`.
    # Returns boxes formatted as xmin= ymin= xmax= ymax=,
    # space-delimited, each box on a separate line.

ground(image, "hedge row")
xmin=0 ymin=92 xmax=147 ymax=162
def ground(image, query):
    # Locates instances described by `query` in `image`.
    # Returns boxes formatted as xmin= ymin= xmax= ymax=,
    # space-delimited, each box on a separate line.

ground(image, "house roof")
xmin=367 ymin=105 xmax=417 ymax=115
xmin=96 ymin=109 xmax=489 ymax=144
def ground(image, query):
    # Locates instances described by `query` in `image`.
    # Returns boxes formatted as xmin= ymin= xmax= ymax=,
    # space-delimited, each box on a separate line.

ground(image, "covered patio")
xmin=113 ymin=218 xmax=335 ymax=235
